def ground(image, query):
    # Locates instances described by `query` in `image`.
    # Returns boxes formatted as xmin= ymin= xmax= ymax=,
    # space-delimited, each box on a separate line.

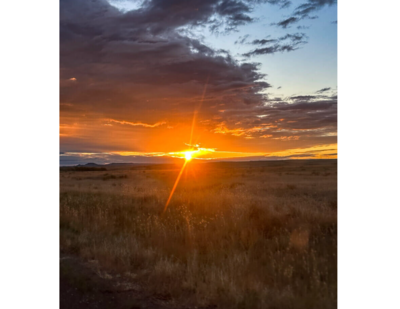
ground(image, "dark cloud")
xmin=275 ymin=16 xmax=299 ymax=28
xmin=243 ymin=44 xmax=297 ymax=56
xmin=293 ymin=0 xmax=336 ymax=18
xmin=243 ymin=32 xmax=307 ymax=57
xmin=279 ymin=1 xmax=292 ymax=9
xmin=274 ymin=0 xmax=337 ymax=28
xmin=315 ymin=87 xmax=331 ymax=94
xmin=216 ymin=0 xmax=253 ymax=30
xmin=297 ymin=25 xmax=309 ymax=29
xmin=237 ymin=32 xmax=307 ymax=47
xmin=209 ymin=95 xmax=337 ymax=144
xmin=208 ymin=0 xmax=293 ymax=33
xmin=252 ymin=38 xmax=277 ymax=45
xmin=60 ymin=0 xmax=274 ymax=118
xmin=290 ymin=95 xmax=316 ymax=101
xmin=279 ymin=33 xmax=307 ymax=42
xmin=234 ymin=34 xmax=250 ymax=44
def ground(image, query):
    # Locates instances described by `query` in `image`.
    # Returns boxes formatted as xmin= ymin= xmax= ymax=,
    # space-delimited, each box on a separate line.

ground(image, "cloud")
xmin=234 ymin=34 xmax=250 ymax=45
xmin=264 ymin=143 xmax=337 ymax=159
xmin=297 ymin=25 xmax=309 ymax=30
xmin=274 ymin=0 xmax=337 ymax=28
xmin=275 ymin=16 xmax=299 ymax=28
xmin=243 ymin=32 xmax=307 ymax=57
xmin=273 ymin=136 xmax=300 ymax=140
xmin=293 ymin=0 xmax=336 ymax=18
xmin=60 ymin=0 xmax=279 ymax=151
xmin=213 ymin=122 xmax=246 ymax=136
xmin=208 ymin=95 xmax=337 ymax=141
xmin=249 ymin=32 xmax=306 ymax=45
xmin=243 ymin=33 xmax=307 ymax=57
xmin=235 ymin=33 xmax=307 ymax=47
xmin=106 ymin=119 xmax=167 ymax=128
xmin=60 ymin=0 xmax=293 ymax=153
xmin=251 ymin=38 xmax=277 ymax=45
xmin=315 ymin=87 xmax=331 ymax=94
xmin=278 ymin=33 xmax=307 ymax=42
xmin=290 ymin=95 xmax=316 ymax=101
xmin=61 ymin=0 xmax=272 ymax=110
xmin=215 ymin=0 xmax=253 ymax=31
xmin=60 ymin=0 xmax=336 ymax=156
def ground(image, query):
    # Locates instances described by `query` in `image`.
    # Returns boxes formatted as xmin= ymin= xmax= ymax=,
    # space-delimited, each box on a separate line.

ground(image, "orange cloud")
xmin=213 ymin=122 xmax=245 ymax=136
xmin=213 ymin=123 xmax=274 ymax=138
xmin=273 ymin=136 xmax=300 ymax=140
xmin=265 ymin=144 xmax=337 ymax=159
xmin=106 ymin=119 xmax=166 ymax=128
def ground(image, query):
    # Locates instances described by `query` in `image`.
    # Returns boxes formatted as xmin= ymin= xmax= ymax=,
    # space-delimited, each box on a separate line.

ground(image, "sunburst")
xmin=184 ymin=151 xmax=193 ymax=161
xmin=163 ymin=79 xmax=209 ymax=214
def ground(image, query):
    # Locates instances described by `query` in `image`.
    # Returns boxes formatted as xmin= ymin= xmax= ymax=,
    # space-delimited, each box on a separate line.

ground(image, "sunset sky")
xmin=60 ymin=0 xmax=337 ymax=165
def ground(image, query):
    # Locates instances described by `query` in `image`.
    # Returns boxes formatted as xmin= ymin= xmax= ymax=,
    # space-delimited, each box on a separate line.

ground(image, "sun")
xmin=184 ymin=151 xmax=193 ymax=161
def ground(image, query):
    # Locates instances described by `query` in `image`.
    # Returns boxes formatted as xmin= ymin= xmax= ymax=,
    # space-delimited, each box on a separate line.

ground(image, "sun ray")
xmin=163 ymin=77 xmax=210 ymax=214
xmin=189 ymin=76 xmax=209 ymax=145
xmin=163 ymin=160 xmax=188 ymax=214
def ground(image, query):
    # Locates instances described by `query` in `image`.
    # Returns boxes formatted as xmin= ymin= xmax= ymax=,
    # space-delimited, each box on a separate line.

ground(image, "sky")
xmin=60 ymin=0 xmax=337 ymax=165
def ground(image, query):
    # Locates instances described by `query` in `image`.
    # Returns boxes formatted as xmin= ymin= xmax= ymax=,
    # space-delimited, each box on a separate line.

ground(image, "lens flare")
xmin=163 ymin=160 xmax=188 ymax=214
xmin=185 ymin=152 xmax=193 ymax=161
xmin=163 ymin=77 xmax=208 ymax=214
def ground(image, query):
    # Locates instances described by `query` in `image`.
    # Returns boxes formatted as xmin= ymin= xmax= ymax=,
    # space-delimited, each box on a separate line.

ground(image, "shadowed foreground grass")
xmin=60 ymin=160 xmax=337 ymax=308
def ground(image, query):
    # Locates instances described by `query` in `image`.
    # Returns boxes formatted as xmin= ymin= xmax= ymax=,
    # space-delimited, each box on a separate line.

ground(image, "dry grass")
xmin=60 ymin=160 xmax=337 ymax=308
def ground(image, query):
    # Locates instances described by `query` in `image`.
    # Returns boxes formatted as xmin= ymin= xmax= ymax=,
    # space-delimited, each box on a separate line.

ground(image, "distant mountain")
xmin=105 ymin=163 xmax=145 ymax=167
xmin=60 ymin=156 xmax=185 ymax=167
xmin=77 ymin=163 xmax=102 ymax=167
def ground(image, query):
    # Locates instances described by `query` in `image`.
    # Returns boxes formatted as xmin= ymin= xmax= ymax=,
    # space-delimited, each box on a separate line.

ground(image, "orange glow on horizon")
xmin=60 ymin=143 xmax=337 ymax=162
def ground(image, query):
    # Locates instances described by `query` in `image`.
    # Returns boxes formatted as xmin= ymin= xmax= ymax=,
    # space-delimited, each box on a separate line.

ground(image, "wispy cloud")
xmin=106 ymin=119 xmax=166 ymax=128
xmin=242 ymin=33 xmax=308 ymax=57
xmin=265 ymin=144 xmax=337 ymax=159
xmin=273 ymin=0 xmax=337 ymax=29
xmin=315 ymin=87 xmax=331 ymax=94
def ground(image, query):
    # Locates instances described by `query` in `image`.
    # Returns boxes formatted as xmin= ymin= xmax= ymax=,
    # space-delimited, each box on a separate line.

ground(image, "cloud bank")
xmin=60 ymin=0 xmax=337 ymax=160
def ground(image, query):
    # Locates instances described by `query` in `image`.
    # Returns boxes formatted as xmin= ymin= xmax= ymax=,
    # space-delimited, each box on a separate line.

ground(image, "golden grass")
xmin=60 ymin=160 xmax=337 ymax=308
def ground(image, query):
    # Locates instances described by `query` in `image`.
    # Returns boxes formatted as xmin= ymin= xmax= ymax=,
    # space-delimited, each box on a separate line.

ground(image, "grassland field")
xmin=60 ymin=159 xmax=337 ymax=309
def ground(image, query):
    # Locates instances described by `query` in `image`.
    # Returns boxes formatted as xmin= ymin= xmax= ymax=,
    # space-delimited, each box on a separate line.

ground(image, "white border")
xmin=339 ymin=0 xmax=400 ymax=308
xmin=1 ymin=0 xmax=59 ymax=308
xmin=1 ymin=0 xmax=400 ymax=308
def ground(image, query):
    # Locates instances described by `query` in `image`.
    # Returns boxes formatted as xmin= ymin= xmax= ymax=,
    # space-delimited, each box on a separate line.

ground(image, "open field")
xmin=60 ymin=160 xmax=337 ymax=309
